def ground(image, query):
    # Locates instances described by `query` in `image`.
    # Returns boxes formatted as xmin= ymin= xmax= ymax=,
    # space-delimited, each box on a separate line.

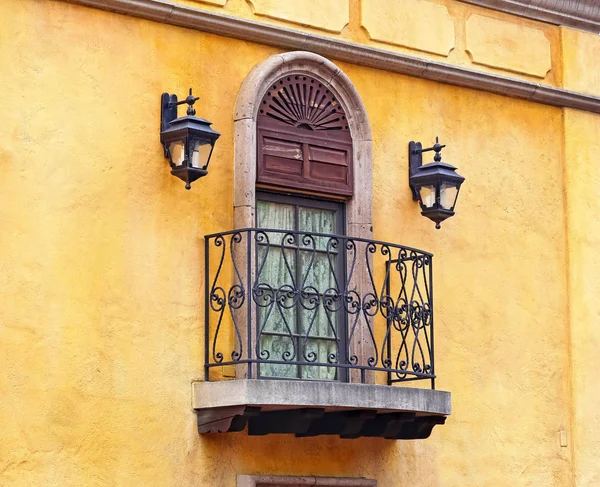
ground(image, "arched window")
xmin=256 ymin=74 xmax=353 ymax=197
xmin=233 ymin=51 xmax=372 ymax=237
xmin=233 ymin=51 xmax=373 ymax=382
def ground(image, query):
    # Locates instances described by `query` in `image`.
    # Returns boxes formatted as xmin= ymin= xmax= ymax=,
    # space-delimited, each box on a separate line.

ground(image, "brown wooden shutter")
xmin=257 ymin=75 xmax=353 ymax=198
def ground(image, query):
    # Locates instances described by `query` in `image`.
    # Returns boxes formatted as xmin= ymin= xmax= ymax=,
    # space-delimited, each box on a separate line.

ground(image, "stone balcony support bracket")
xmin=192 ymin=379 xmax=451 ymax=440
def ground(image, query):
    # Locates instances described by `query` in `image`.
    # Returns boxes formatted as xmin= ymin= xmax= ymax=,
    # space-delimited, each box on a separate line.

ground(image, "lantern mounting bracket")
xmin=409 ymin=137 xmax=446 ymax=200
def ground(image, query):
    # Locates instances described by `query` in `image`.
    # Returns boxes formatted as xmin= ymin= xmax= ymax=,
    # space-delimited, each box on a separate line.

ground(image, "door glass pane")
xmin=301 ymin=339 xmax=338 ymax=380
xmin=299 ymin=252 xmax=337 ymax=293
xmin=257 ymin=201 xmax=298 ymax=378
xmin=299 ymin=207 xmax=339 ymax=380
xmin=257 ymin=200 xmax=295 ymax=244
xmin=299 ymin=207 xmax=337 ymax=250
xmin=257 ymin=197 xmax=342 ymax=381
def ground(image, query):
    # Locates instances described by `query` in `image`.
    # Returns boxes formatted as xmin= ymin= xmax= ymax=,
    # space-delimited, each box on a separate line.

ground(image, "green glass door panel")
xmin=256 ymin=194 xmax=344 ymax=381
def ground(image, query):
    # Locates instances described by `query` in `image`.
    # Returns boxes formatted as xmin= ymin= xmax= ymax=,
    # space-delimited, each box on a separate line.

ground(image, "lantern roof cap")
xmin=414 ymin=160 xmax=465 ymax=184
xmin=170 ymin=114 xmax=213 ymax=126
xmin=161 ymin=114 xmax=221 ymax=139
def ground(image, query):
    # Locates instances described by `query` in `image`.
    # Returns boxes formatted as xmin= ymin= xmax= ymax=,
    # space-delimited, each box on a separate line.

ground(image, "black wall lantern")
xmin=160 ymin=89 xmax=220 ymax=190
xmin=409 ymin=137 xmax=465 ymax=229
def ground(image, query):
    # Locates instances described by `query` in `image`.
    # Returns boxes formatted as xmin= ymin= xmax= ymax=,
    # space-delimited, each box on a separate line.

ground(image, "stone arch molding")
xmin=233 ymin=51 xmax=373 ymax=239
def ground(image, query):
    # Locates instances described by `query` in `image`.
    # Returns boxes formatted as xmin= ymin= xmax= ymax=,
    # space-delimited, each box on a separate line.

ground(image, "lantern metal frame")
xmin=160 ymin=89 xmax=220 ymax=190
xmin=409 ymin=138 xmax=465 ymax=229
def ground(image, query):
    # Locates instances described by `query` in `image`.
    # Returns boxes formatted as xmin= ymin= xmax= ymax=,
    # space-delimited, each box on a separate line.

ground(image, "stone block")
xmin=361 ymin=0 xmax=455 ymax=56
xmin=466 ymin=15 xmax=551 ymax=78
xmin=248 ymin=0 xmax=349 ymax=33
xmin=193 ymin=380 xmax=450 ymax=439
xmin=192 ymin=379 xmax=451 ymax=415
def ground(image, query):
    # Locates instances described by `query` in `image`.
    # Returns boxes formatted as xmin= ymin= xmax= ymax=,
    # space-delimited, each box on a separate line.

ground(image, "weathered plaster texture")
xmin=564 ymin=109 xmax=600 ymax=487
xmin=193 ymin=380 xmax=451 ymax=415
xmin=561 ymin=31 xmax=600 ymax=483
xmin=247 ymin=0 xmax=349 ymax=33
xmin=561 ymin=27 xmax=600 ymax=97
xmin=0 ymin=0 xmax=592 ymax=485
xmin=466 ymin=14 xmax=552 ymax=77
xmin=361 ymin=0 xmax=455 ymax=56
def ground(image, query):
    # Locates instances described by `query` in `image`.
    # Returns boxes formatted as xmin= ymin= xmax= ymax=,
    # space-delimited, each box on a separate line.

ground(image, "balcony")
xmin=193 ymin=229 xmax=450 ymax=439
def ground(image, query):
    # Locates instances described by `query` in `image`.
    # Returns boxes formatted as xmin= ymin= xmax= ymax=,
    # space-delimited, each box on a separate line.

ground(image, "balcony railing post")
xmin=247 ymin=230 xmax=253 ymax=379
xmin=386 ymin=259 xmax=392 ymax=386
xmin=204 ymin=236 xmax=210 ymax=382
xmin=430 ymin=255 xmax=435 ymax=390
xmin=347 ymin=239 xmax=376 ymax=384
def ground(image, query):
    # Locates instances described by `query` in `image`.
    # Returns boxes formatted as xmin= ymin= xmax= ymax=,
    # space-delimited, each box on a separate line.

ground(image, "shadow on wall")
xmin=192 ymin=432 xmax=442 ymax=486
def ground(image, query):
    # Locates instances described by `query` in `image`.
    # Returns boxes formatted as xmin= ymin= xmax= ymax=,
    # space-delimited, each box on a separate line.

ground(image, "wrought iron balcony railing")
xmin=204 ymin=228 xmax=435 ymax=388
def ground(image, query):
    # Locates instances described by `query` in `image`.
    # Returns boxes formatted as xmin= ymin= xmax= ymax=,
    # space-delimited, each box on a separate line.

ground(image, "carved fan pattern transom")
xmin=259 ymin=75 xmax=349 ymax=131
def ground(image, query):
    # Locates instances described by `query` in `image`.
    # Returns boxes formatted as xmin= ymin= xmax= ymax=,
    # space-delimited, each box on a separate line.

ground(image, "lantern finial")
xmin=433 ymin=136 xmax=444 ymax=162
xmin=185 ymin=88 xmax=199 ymax=116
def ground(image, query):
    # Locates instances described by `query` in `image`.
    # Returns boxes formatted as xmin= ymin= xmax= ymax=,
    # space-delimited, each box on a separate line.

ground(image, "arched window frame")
xmin=233 ymin=51 xmax=372 ymax=239
xmin=232 ymin=51 xmax=374 ymax=382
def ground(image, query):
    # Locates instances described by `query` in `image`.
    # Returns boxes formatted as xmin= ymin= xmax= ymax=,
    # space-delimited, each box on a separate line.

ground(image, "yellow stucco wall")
xmin=561 ymin=27 xmax=600 ymax=487
xmin=564 ymin=108 xmax=600 ymax=487
xmin=0 ymin=0 xmax=596 ymax=485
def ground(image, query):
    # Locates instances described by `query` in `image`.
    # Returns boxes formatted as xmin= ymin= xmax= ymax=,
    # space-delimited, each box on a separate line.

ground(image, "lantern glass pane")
xmin=440 ymin=183 xmax=459 ymax=210
xmin=191 ymin=139 xmax=213 ymax=169
xmin=169 ymin=141 xmax=185 ymax=166
xmin=419 ymin=185 xmax=436 ymax=209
